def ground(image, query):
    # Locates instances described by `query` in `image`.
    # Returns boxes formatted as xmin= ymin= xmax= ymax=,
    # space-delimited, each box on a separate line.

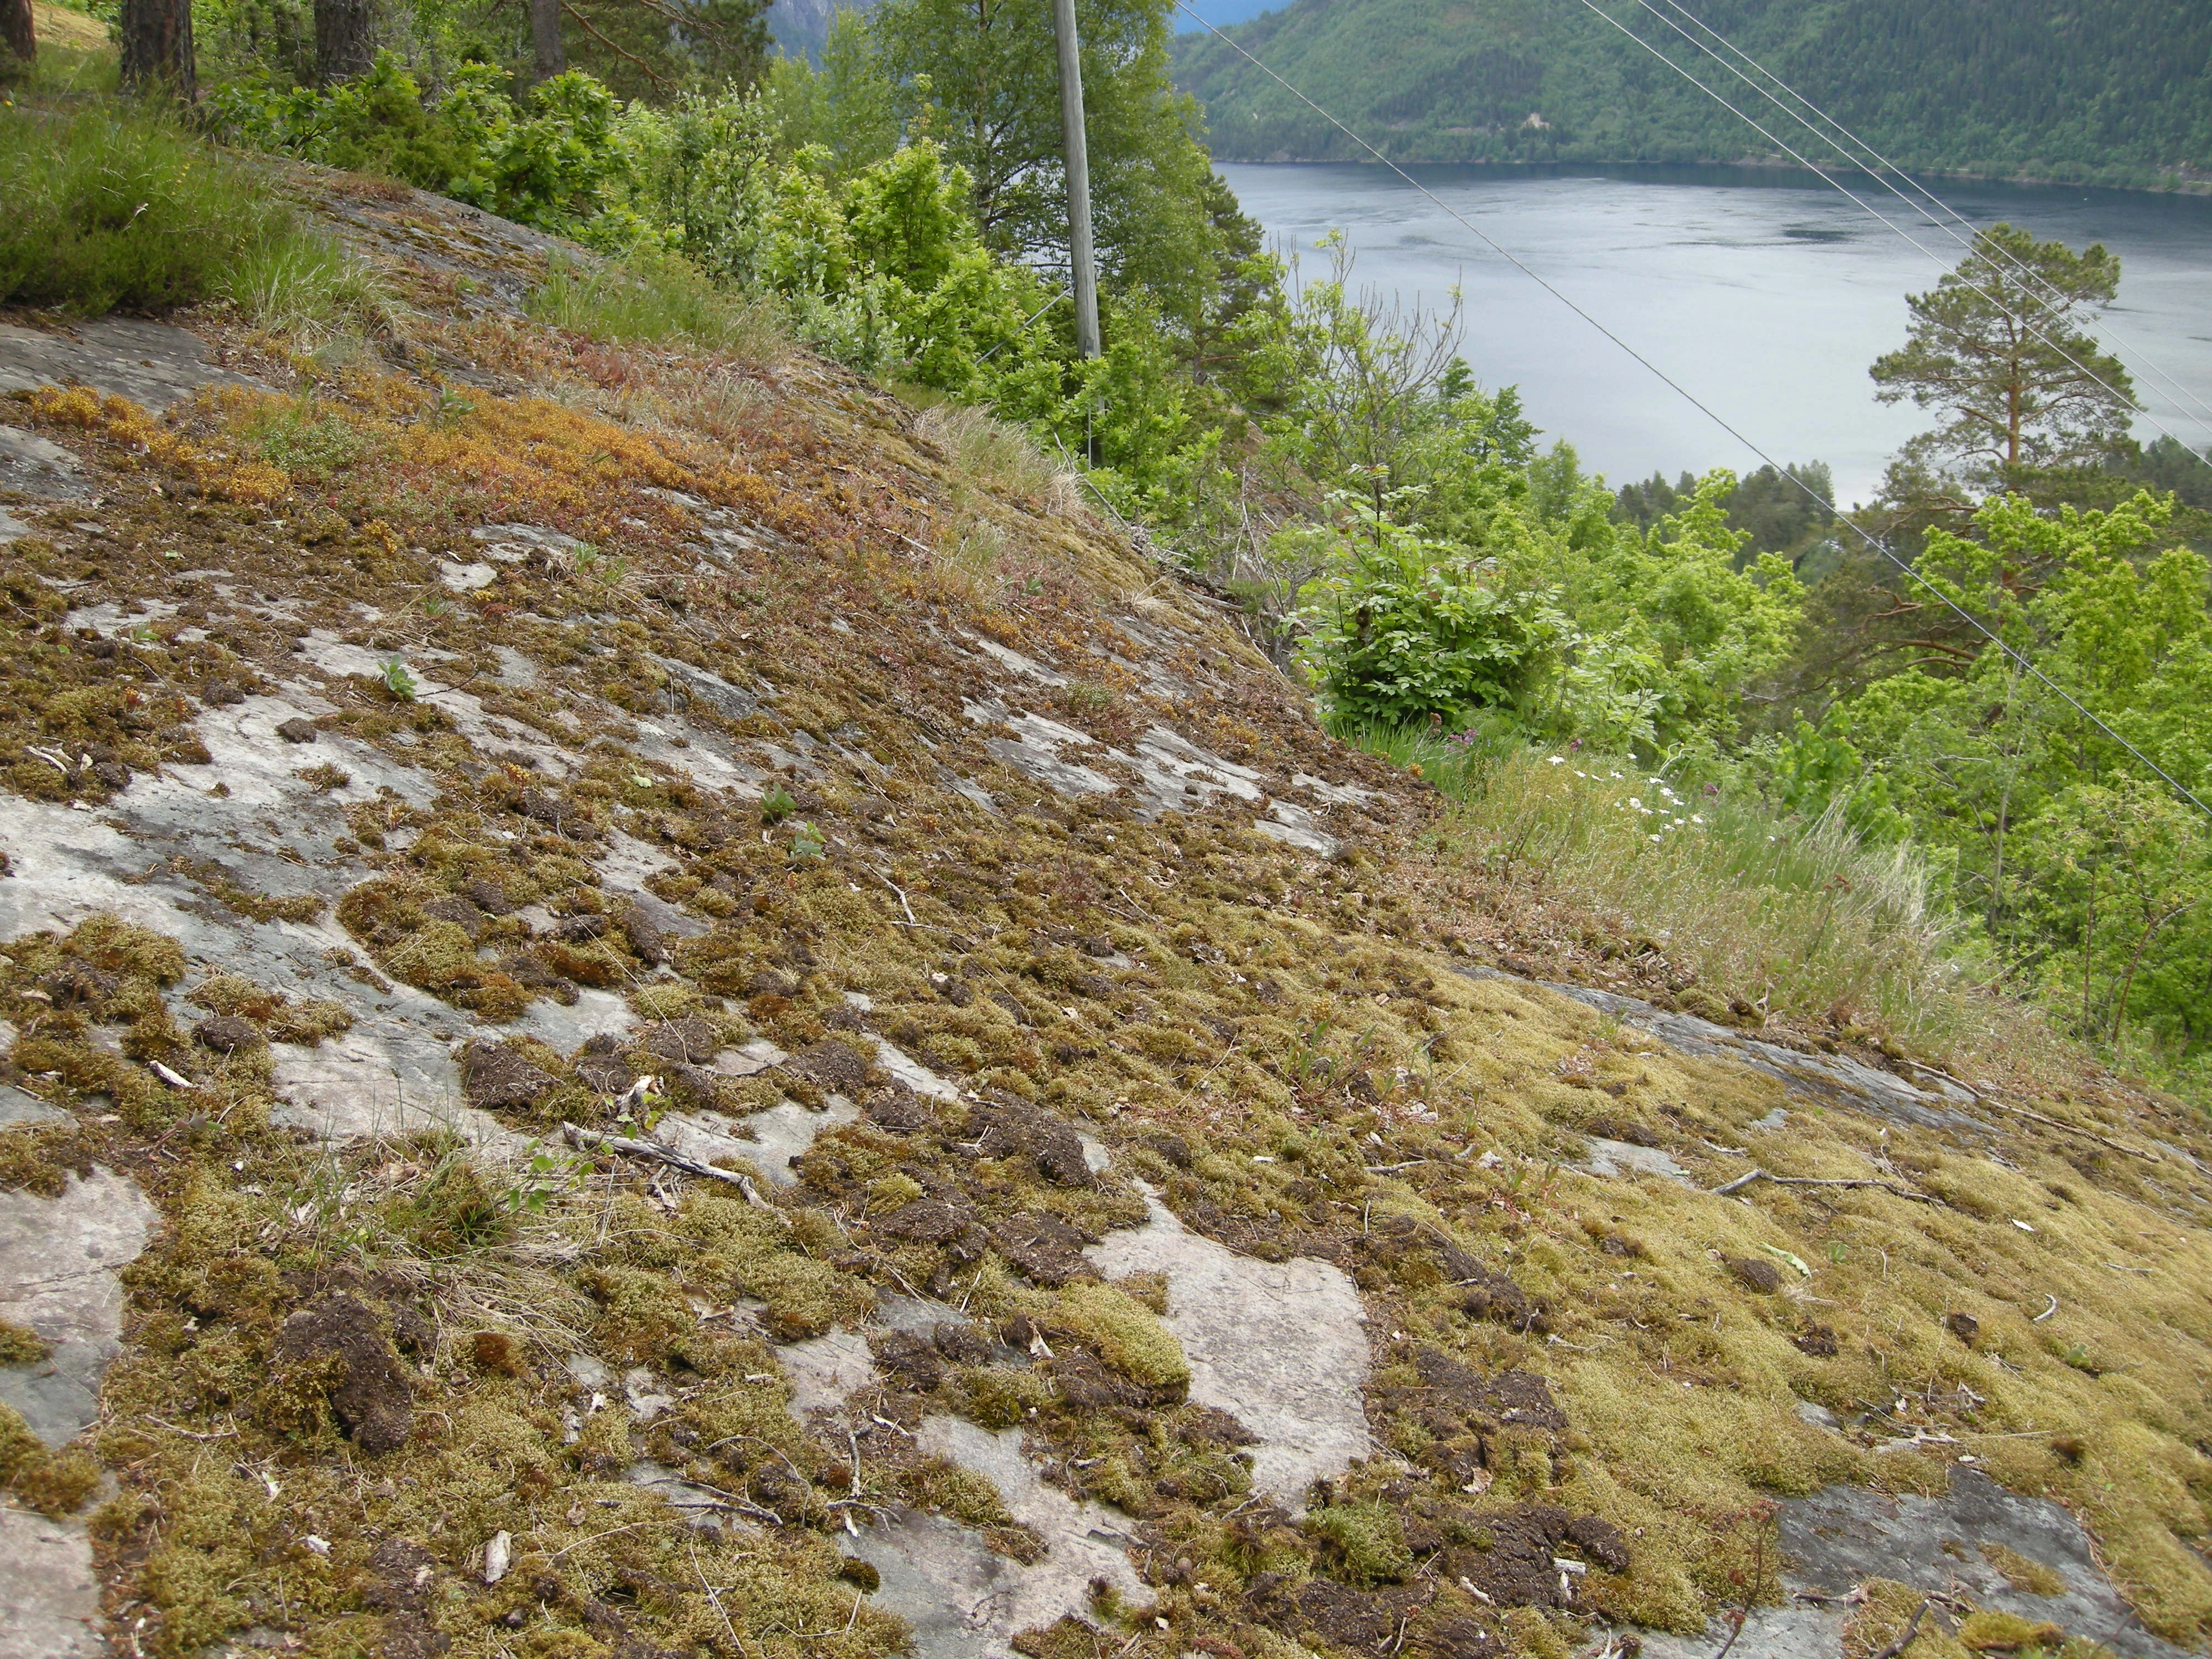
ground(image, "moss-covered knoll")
xmin=2 ymin=156 xmax=2210 ymax=1659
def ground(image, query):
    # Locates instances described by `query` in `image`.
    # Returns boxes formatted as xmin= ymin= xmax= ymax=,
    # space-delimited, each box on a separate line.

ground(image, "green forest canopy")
xmin=1171 ymin=0 xmax=2212 ymax=189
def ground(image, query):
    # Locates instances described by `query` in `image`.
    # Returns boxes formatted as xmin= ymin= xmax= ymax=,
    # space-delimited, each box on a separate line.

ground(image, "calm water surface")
xmin=1217 ymin=163 xmax=2212 ymax=507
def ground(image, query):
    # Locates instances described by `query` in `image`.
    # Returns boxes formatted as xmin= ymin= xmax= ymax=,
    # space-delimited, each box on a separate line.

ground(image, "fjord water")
xmin=1218 ymin=163 xmax=2212 ymax=508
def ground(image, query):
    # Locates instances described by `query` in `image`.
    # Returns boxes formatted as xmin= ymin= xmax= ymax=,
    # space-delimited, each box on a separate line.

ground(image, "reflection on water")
xmin=1219 ymin=162 xmax=2212 ymax=508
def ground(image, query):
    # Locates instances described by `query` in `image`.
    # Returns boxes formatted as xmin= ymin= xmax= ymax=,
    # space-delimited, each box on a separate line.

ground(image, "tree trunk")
xmin=529 ymin=0 xmax=565 ymax=82
xmin=1 ymin=0 xmax=34 ymax=66
xmin=314 ymin=0 xmax=377 ymax=84
xmin=119 ymin=0 xmax=194 ymax=97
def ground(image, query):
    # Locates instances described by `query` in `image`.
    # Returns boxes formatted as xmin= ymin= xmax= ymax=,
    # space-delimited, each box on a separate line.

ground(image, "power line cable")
xmin=1638 ymin=0 xmax=2212 ymax=431
xmin=1172 ymin=0 xmax=2212 ymax=822
xmin=1562 ymin=0 xmax=2212 ymax=484
xmin=1629 ymin=0 xmax=2212 ymax=434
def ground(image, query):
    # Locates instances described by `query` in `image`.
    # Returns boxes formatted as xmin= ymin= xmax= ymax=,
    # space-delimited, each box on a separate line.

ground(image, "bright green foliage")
xmin=194 ymin=0 xmax=770 ymax=109
xmin=0 ymin=102 xmax=293 ymax=313
xmin=1524 ymin=472 xmax=1808 ymax=752
xmin=619 ymin=91 xmax=1072 ymax=397
xmin=1228 ymin=236 xmax=1535 ymax=526
xmin=867 ymin=0 xmax=1241 ymax=330
xmin=1293 ymin=494 xmax=1564 ymax=730
xmin=1781 ymin=492 xmax=2212 ymax=1074
xmin=763 ymin=11 xmax=901 ymax=180
xmin=1871 ymin=223 xmax=2135 ymax=505
xmin=212 ymin=56 xmax=640 ymax=239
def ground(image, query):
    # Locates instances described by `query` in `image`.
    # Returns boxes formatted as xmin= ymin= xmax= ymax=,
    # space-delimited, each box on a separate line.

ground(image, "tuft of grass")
xmin=528 ymin=249 xmax=784 ymax=362
xmin=1 ymin=100 xmax=273 ymax=314
xmin=0 ymin=97 xmax=383 ymax=328
xmin=1348 ymin=721 xmax=1996 ymax=1047
xmin=911 ymin=401 xmax=1084 ymax=518
xmin=221 ymin=228 xmax=391 ymax=341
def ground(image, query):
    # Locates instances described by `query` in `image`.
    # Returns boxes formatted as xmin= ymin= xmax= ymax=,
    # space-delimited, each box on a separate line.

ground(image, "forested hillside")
xmin=1173 ymin=0 xmax=2212 ymax=188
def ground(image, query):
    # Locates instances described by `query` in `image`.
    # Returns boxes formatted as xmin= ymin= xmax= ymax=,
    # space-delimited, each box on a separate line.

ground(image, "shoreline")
xmin=1205 ymin=152 xmax=2212 ymax=200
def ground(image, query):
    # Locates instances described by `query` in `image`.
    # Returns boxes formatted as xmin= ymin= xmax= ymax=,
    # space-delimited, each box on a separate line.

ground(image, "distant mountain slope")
xmin=1173 ymin=0 xmax=2212 ymax=188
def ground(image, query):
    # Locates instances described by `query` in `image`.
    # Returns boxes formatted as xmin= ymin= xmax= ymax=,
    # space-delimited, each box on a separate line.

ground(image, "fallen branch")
xmin=562 ymin=1121 xmax=780 ymax=1215
xmin=1906 ymin=1063 xmax=2162 ymax=1162
xmin=877 ymin=872 xmax=917 ymax=926
xmin=1870 ymin=1599 xmax=1930 ymax=1659
xmin=1708 ymin=1167 xmax=1937 ymax=1205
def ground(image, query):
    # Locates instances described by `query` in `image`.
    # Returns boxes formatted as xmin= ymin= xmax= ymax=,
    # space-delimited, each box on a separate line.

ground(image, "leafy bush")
xmin=1292 ymin=494 xmax=1563 ymax=728
xmin=212 ymin=55 xmax=638 ymax=238
xmin=0 ymin=102 xmax=289 ymax=313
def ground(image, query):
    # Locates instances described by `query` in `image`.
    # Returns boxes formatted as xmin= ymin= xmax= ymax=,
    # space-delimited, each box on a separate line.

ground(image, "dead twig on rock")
xmin=1870 ymin=1599 xmax=1931 ymax=1659
xmin=1906 ymin=1063 xmax=2162 ymax=1162
xmin=1708 ymin=1167 xmax=1936 ymax=1205
xmin=561 ymin=1122 xmax=782 ymax=1217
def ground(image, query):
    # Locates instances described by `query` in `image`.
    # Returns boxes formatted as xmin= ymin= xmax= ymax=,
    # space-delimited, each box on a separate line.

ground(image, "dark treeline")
xmin=1173 ymin=0 xmax=2212 ymax=190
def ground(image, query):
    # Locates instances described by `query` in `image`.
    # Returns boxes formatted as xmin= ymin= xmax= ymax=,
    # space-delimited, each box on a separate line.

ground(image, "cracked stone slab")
xmin=0 ymin=1502 xmax=105 ymax=1659
xmin=0 ymin=317 xmax=267 ymax=412
xmin=268 ymin=1030 xmax=507 ymax=1148
xmin=872 ymin=1039 xmax=962 ymax=1101
xmin=0 ymin=1083 xmax=65 ymax=1128
xmin=0 ymin=1168 xmax=154 ymax=1659
xmin=1253 ymin=798 xmax=1337 ymax=857
xmin=778 ymin=1328 xmax=878 ymax=1420
xmin=960 ymin=698 xmax=1344 ymax=854
xmin=0 ymin=422 xmax=88 ymax=503
xmin=1458 ymin=967 xmax=1981 ymax=1132
xmin=1635 ymin=1470 xmax=2190 ymax=1659
xmin=0 ymin=1167 xmax=159 ymax=1447
xmin=657 ymin=1092 xmax=862 ymax=1186
xmin=1578 ymin=1136 xmax=1691 ymax=1182
xmin=1086 ymin=1190 xmax=1370 ymax=1503
xmin=471 ymin=522 xmax=586 ymax=561
xmin=849 ymin=1416 xmax=1145 ymax=1659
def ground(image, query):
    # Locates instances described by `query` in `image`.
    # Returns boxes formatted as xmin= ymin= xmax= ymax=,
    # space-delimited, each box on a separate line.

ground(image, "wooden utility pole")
xmin=1050 ymin=0 xmax=1100 ymax=360
xmin=2 ymin=0 xmax=34 ymax=67
xmin=529 ymin=0 xmax=566 ymax=82
xmin=119 ymin=0 xmax=193 ymax=96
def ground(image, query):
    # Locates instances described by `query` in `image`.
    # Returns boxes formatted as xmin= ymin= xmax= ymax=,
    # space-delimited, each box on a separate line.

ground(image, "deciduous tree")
xmin=866 ymin=0 xmax=1238 ymax=331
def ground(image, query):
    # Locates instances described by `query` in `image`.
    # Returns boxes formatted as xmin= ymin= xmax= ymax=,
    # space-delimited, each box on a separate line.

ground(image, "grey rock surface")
xmin=0 ymin=1167 xmax=160 ymax=1447
xmin=0 ymin=1166 xmax=160 ymax=1659
xmin=1579 ymin=1136 xmax=1692 ymax=1182
xmin=1458 ymin=966 xmax=1981 ymax=1131
xmin=779 ymin=1328 xmax=878 ymax=1419
xmin=849 ymin=1416 xmax=1145 ymax=1659
xmin=0 ymin=1083 xmax=65 ymax=1127
xmin=657 ymin=1092 xmax=860 ymax=1186
xmin=0 ymin=1503 xmax=106 ymax=1659
xmin=959 ymin=695 xmax=1354 ymax=857
xmin=1087 ymin=1190 xmax=1370 ymax=1503
xmin=0 ymin=316 xmax=266 ymax=411
xmin=0 ymin=421 xmax=89 ymax=500
xmin=1636 ymin=1470 xmax=2190 ymax=1658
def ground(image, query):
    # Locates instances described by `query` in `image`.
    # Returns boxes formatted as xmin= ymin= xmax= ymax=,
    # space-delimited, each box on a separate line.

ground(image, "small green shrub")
xmin=1292 ymin=494 xmax=1564 ymax=729
xmin=528 ymin=248 xmax=783 ymax=359
xmin=0 ymin=101 xmax=282 ymax=313
xmin=0 ymin=97 xmax=379 ymax=326
xmin=212 ymin=55 xmax=637 ymax=237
